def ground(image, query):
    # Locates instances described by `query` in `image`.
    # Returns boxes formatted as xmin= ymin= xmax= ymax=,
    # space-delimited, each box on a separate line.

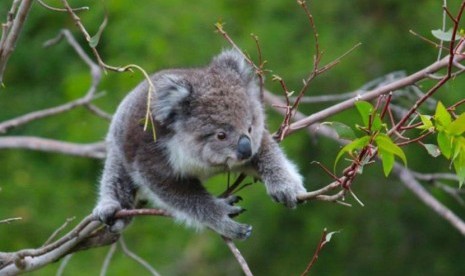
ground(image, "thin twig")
xmin=394 ymin=164 xmax=465 ymax=236
xmin=100 ymin=243 xmax=117 ymax=276
xmin=43 ymin=217 xmax=76 ymax=246
xmin=0 ymin=217 xmax=22 ymax=224
xmin=222 ymin=237 xmax=253 ymax=276
xmin=56 ymin=254 xmax=73 ymax=276
xmin=300 ymin=229 xmax=328 ymax=276
xmin=36 ymin=0 xmax=89 ymax=12
xmin=119 ymin=236 xmax=161 ymax=276
xmin=0 ymin=0 xmax=34 ymax=84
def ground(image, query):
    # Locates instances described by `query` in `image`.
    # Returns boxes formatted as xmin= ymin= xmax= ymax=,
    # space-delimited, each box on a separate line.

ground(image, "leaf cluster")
xmin=418 ymin=102 xmax=465 ymax=186
xmin=333 ymin=101 xmax=407 ymax=177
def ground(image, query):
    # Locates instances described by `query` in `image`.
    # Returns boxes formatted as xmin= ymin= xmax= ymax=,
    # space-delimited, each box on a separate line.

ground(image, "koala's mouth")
xmin=224 ymin=156 xmax=250 ymax=169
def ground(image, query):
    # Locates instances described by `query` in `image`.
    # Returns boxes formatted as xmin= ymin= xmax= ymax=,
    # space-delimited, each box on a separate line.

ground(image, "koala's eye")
xmin=217 ymin=132 xmax=227 ymax=140
xmin=248 ymin=127 xmax=252 ymax=134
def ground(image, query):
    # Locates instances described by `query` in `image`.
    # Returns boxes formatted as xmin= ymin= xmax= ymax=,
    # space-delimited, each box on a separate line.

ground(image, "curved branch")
xmin=394 ymin=164 xmax=465 ymax=236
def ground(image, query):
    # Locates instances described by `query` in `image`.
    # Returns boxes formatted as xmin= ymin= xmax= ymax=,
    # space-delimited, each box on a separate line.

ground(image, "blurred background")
xmin=1 ymin=0 xmax=465 ymax=275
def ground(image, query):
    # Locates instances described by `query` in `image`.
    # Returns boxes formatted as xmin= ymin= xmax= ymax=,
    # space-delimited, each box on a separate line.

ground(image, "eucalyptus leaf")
xmin=354 ymin=101 xmax=373 ymax=128
xmin=434 ymin=101 xmax=451 ymax=129
xmin=334 ymin=136 xmax=371 ymax=171
xmin=447 ymin=113 xmax=465 ymax=135
xmin=417 ymin=114 xmax=434 ymax=132
xmin=437 ymin=131 xmax=452 ymax=159
xmin=89 ymin=15 xmax=108 ymax=48
xmin=322 ymin=122 xmax=357 ymax=140
xmin=378 ymin=148 xmax=395 ymax=176
xmin=452 ymin=151 xmax=465 ymax=188
xmin=375 ymin=134 xmax=407 ymax=166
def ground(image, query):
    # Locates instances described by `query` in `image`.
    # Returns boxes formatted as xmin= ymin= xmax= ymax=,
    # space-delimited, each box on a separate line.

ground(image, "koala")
xmin=93 ymin=50 xmax=307 ymax=240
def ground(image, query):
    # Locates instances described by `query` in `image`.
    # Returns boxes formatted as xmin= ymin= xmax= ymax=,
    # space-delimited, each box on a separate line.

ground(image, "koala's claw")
xmin=222 ymin=195 xmax=243 ymax=205
xmin=221 ymin=222 xmax=253 ymax=240
xmin=93 ymin=201 xmax=127 ymax=232
xmin=268 ymin=184 xmax=307 ymax=209
xmin=229 ymin=208 xmax=246 ymax=218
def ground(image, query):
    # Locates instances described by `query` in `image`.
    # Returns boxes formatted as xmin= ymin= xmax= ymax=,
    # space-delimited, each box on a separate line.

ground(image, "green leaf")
xmin=452 ymin=151 xmax=465 ymax=188
xmin=371 ymin=113 xmax=384 ymax=132
xmin=437 ymin=131 xmax=452 ymax=159
xmin=431 ymin=28 xmax=461 ymax=42
xmin=334 ymin=136 xmax=371 ymax=170
xmin=447 ymin=113 xmax=465 ymax=135
xmin=354 ymin=101 xmax=373 ymax=128
xmin=322 ymin=122 xmax=357 ymax=140
xmin=378 ymin=148 xmax=395 ymax=176
xmin=375 ymin=134 xmax=407 ymax=166
xmin=89 ymin=15 xmax=108 ymax=48
xmin=417 ymin=114 xmax=434 ymax=132
xmin=434 ymin=101 xmax=452 ymax=130
xmin=423 ymin=144 xmax=441 ymax=158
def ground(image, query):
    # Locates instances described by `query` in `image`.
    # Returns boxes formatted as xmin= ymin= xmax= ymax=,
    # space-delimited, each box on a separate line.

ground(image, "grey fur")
xmin=93 ymin=50 xmax=307 ymax=240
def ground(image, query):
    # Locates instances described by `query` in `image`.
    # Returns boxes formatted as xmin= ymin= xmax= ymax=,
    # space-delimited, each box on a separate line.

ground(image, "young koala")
xmin=93 ymin=50 xmax=306 ymax=240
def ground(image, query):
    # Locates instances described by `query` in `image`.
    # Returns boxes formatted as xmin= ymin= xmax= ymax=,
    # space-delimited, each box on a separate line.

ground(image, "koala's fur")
xmin=93 ymin=50 xmax=307 ymax=240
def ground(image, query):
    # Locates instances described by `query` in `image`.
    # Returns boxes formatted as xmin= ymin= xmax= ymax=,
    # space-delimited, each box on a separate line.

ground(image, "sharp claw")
xmin=229 ymin=208 xmax=246 ymax=218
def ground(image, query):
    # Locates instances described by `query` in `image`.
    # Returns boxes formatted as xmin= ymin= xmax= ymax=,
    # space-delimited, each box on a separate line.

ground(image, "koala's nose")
xmin=237 ymin=135 xmax=252 ymax=160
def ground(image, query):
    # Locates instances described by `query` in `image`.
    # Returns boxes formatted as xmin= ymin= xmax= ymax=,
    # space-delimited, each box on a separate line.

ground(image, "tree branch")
xmin=0 ymin=136 xmax=106 ymax=159
xmin=394 ymin=164 xmax=465 ymax=236
xmin=0 ymin=0 xmax=33 ymax=84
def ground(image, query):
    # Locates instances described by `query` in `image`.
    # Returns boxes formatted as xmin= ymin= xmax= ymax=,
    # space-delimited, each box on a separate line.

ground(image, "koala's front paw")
xmin=265 ymin=162 xmax=307 ymax=209
xmin=209 ymin=196 xmax=252 ymax=240
xmin=93 ymin=200 xmax=127 ymax=232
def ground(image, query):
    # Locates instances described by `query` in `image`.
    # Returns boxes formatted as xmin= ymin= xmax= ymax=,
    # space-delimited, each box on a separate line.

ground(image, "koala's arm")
xmin=251 ymin=132 xmax=307 ymax=208
xmin=93 ymin=151 xmax=137 ymax=232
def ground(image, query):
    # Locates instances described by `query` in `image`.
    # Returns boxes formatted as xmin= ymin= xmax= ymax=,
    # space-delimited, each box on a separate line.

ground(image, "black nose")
xmin=237 ymin=135 xmax=252 ymax=160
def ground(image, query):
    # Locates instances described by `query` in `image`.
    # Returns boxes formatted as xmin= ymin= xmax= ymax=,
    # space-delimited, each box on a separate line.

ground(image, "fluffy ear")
xmin=153 ymin=74 xmax=191 ymax=123
xmin=210 ymin=49 xmax=253 ymax=82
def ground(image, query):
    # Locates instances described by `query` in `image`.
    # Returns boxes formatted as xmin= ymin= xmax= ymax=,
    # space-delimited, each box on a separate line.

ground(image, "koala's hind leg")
xmin=142 ymin=175 xmax=252 ymax=240
xmin=93 ymin=152 xmax=137 ymax=232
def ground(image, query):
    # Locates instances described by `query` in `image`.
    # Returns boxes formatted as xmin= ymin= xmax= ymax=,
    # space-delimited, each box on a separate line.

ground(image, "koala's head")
xmin=152 ymin=50 xmax=265 ymax=177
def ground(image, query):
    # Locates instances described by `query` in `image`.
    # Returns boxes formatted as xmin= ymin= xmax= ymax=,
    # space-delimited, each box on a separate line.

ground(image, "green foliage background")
xmin=1 ymin=0 xmax=465 ymax=275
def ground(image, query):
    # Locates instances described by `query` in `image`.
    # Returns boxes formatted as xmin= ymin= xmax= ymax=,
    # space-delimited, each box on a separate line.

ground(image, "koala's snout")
xmin=237 ymin=135 xmax=252 ymax=160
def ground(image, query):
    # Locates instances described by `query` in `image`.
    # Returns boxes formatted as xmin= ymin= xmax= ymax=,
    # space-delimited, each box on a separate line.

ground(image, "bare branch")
xmin=0 ymin=0 xmax=33 ymax=84
xmin=43 ymin=217 xmax=76 ymax=246
xmin=100 ymin=243 xmax=117 ymax=276
xmin=0 ymin=136 xmax=106 ymax=159
xmin=36 ymin=0 xmax=89 ymax=12
xmin=222 ymin=237 xmax=253 ymax=276
xmin=0 ymin=217 xmax=22 ymax=224
xmin=85 ymin=104 xmax=112 ymax=121
xmin=0 ymin=29 xmax=105 ymax=135
xmin=0 ymin=94 xmax=101 ymax=133
xmin=300 ymin=228 xmax=327 ymax=276
xmin=394 ymin=164 xmax=465 ymax=236
xmin=119 ymin=237 xmax=161 ymax=276
xmin=0 ymin=209 xmax=168 ymax=275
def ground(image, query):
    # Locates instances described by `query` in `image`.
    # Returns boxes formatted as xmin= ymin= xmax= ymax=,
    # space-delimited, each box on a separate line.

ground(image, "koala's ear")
xmin=211 ymin=49 xmax=253 ymax=82
xmin=153 ymin=74 xmax=191 ymax=123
